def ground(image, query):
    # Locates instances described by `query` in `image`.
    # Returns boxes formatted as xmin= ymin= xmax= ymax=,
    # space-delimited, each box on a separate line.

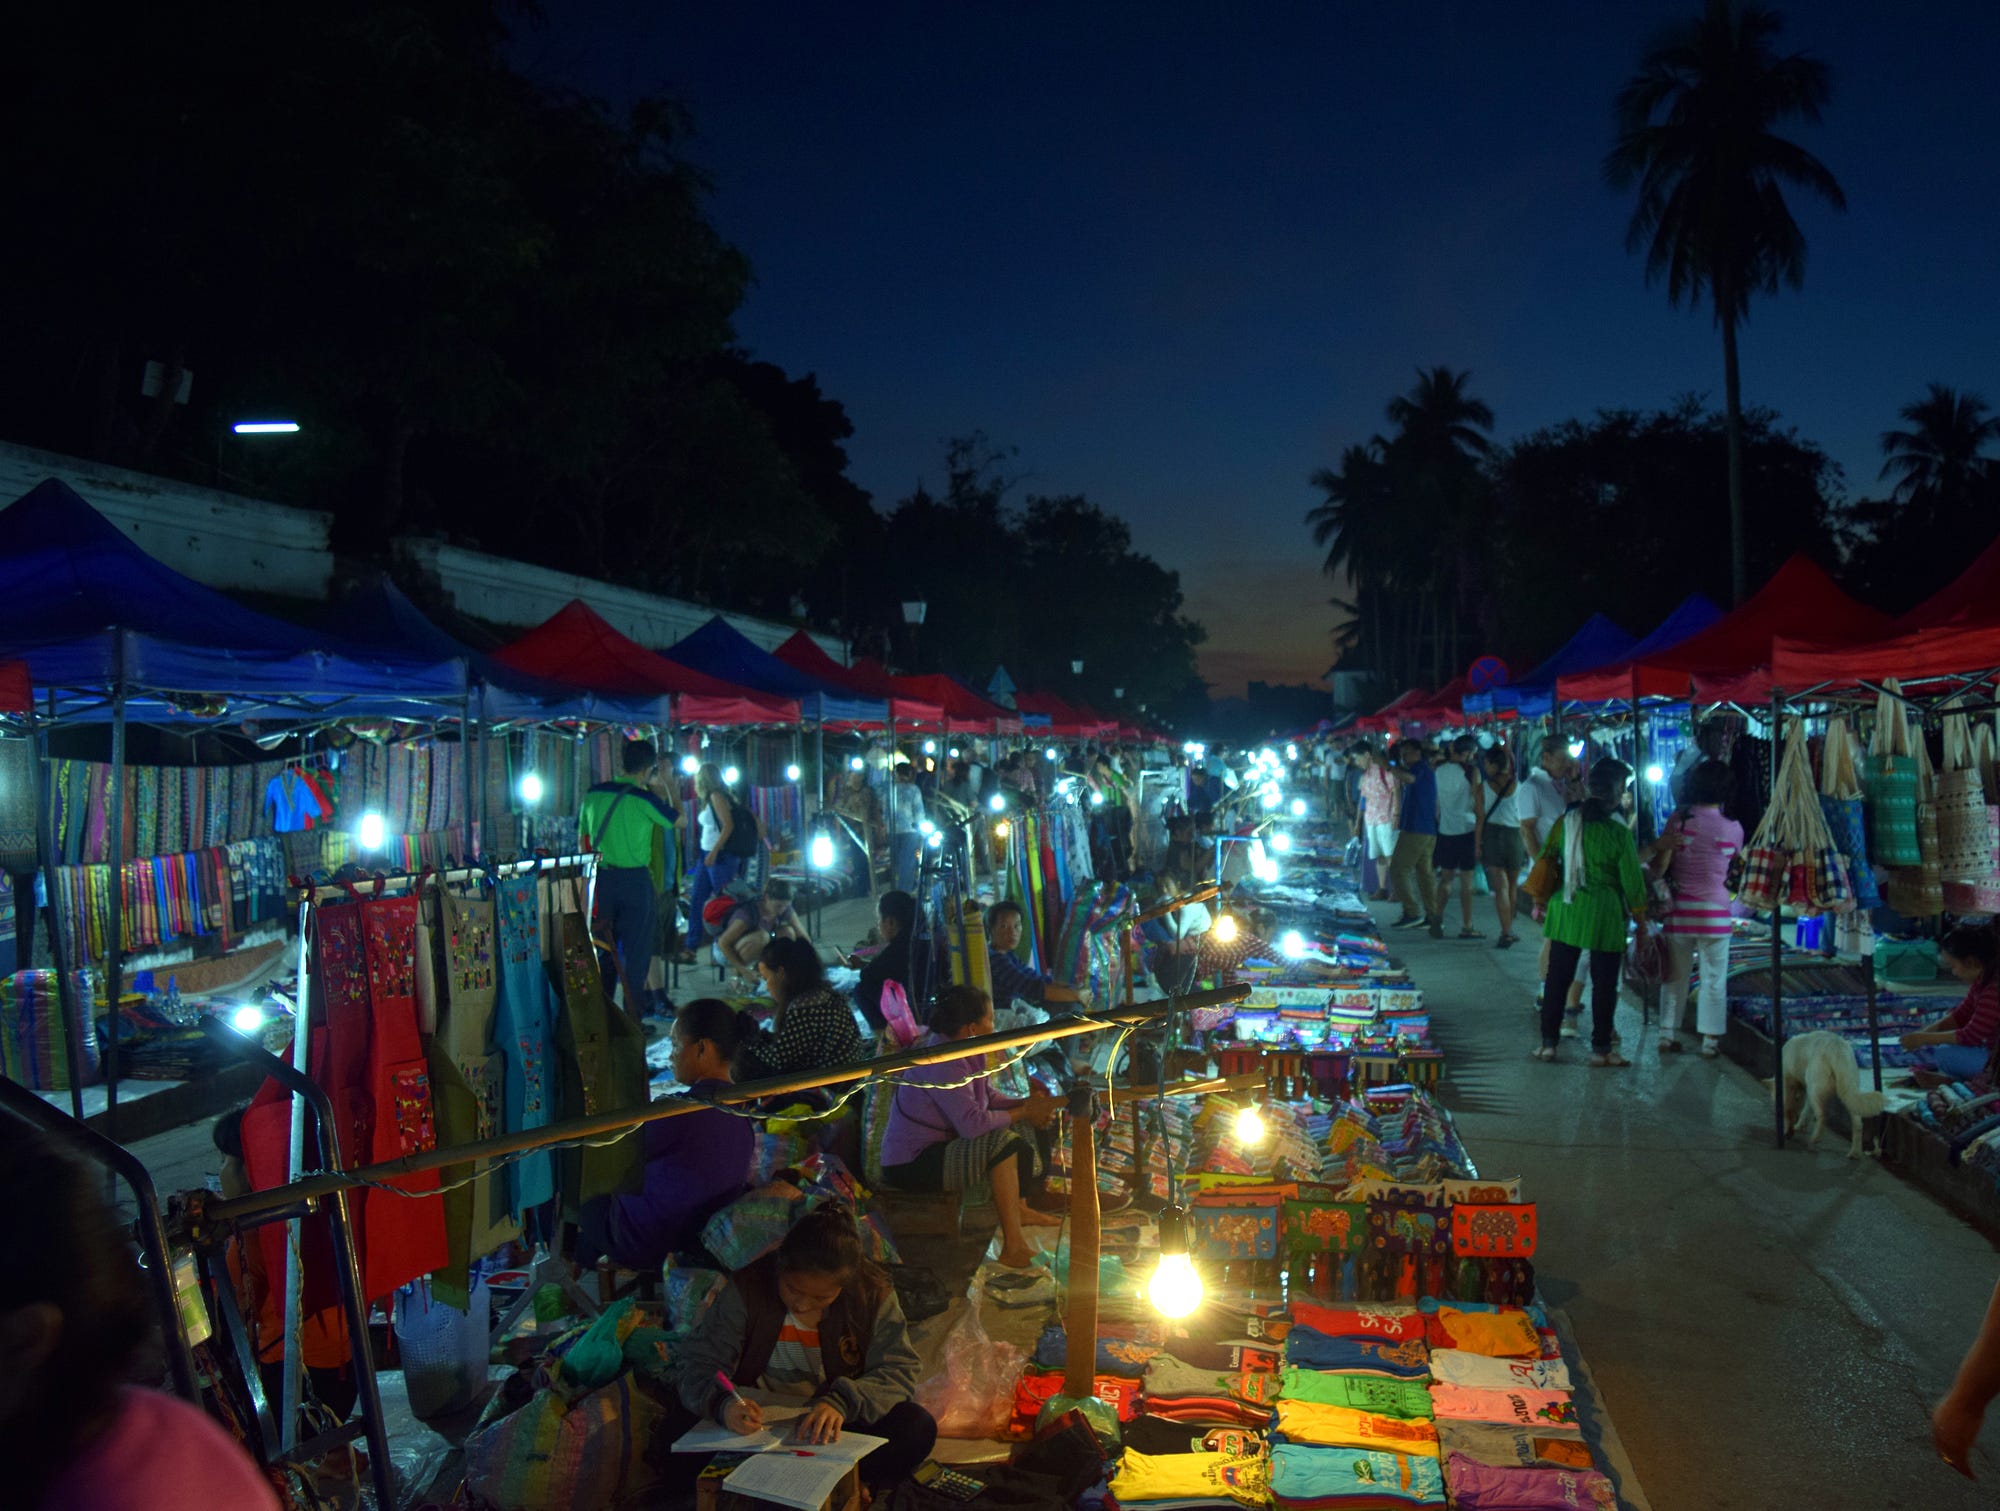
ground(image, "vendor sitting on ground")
xmin=850 ymin=890 xmax=915 ymax=1032
xmin=575 ymin=999 xmax=754 ymax=1272
xmin=1902 ymin=920 xmax=2000 ymax=1086
xmin=716 ymin=879 xmax=809 ymax=991
xmin=879 ymin=985 xmax=1062 ymax=1269
xmin=737 ymin=935 xmax=863 ymax=1084
xmin=986 ymin=899 xmax=1087 ymax=1013
xmin=669 ymin=1204 xmax=936 ymax=1495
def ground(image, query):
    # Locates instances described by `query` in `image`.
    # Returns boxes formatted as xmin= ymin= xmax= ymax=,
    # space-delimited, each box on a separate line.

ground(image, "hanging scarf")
xmin=1559 ymin=809 xmax=1588 ymax=907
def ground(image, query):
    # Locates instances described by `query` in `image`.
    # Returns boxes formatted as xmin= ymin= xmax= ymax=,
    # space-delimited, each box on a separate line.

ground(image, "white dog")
xmin=1767 ymin=1030 xmax=1886 ymax=1158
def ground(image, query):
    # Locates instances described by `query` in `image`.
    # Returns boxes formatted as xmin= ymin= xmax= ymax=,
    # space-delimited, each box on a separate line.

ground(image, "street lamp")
xmin=231 ymin=420 xmax=301 ymax=434
xmin=902 ymin=599 xmax=927 ymax=672
xmin=1071 ymin=659 xmax=1084 ymax=676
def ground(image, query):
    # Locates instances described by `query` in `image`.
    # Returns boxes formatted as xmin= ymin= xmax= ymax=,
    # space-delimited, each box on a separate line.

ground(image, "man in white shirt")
xmin=1433 ymin=737 xmax=1483 ymax=938
xmin=1520 ymin=742 xmax=1584 ymax=1023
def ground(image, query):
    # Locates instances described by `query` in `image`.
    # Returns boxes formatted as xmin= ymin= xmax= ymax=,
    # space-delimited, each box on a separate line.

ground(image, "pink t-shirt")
xmin=39 ymin=1388 xmax=279 ymax=1511
xmin=1664 ymin=806 xmax=1744 ymax=938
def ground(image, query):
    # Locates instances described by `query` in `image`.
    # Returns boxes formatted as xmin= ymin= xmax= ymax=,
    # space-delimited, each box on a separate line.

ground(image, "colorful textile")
xmin=1426 ymin=1385 xmax=1576 ymax=1429
xmin=1425 ymin=1307 xmax=1539 ymax=1358
xmin=1426 ymin=1352 xmax=1573 ymax=1392
xmin=1539 ymin=815 xmax=1646 ymax=952
xmin=1274 ymin=1400 xmax=1439 ymax=1456
xmin=1108 ymin=1449 xmax=1270 ymax=1508
xmin=1145 ymin=1356 xmax=1283 ymax=1407
xmin=1286 ymin=1329 xmax=1431 ymax=1380
xmin=494 ymin=876 xmax=556 ymax=1216
xmin=1434 ymin=1421 xmax=1591 ymax=1471
xmin=1290 ymin=1302 xmax=1424 ymax=1343
xmin=1277 ymin=1369 xmax=1433 ymax=1420
xmin=1269 ymin=1443 xmax=1445 ymax=1509
xmin=1443 ymin=1454 xmax=1615 ymax=1509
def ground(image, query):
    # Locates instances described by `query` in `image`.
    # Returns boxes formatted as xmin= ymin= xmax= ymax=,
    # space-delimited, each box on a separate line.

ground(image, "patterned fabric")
xmin=494 ymin=876 xmax=556 ymax=1216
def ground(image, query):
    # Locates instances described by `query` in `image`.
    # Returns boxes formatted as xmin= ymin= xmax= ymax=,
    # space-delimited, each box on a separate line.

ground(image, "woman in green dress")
xmin=1533 ymin=758 xmax=1647 ymax=1066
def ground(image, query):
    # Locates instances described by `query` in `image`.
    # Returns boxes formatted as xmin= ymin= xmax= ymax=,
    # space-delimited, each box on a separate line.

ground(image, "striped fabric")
xmin=762 ymin=1315 xmax=825 ymax=1398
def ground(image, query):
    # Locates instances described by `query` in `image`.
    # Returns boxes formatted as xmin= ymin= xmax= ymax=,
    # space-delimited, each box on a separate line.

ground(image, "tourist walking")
xmin=1532 ymin=758 xmax=1647 ymax=1066
xmin=1434 ymin=736 xmax=1482 ymax=938
xmin=1654 ymin=760 xmax=1742 ymax=1056
xmin=1388 ymin=738 xmax=1443 ymax=937
xmin=1478 ymin=744 xmax=1525 ymax=948
xmin=1355 ymin=743 xmax=1400 ymax=901
xmin=1522 ymin=740 xmax=1584 ymax=1016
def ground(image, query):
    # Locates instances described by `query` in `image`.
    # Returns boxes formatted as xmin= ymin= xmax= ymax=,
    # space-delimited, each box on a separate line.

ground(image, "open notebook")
xmin=674 ymin=1408 xmax=887 ymax=1511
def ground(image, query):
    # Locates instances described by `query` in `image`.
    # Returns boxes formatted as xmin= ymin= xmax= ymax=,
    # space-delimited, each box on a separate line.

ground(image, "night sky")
xmin=515 ymin=2 xmax=2000 ymax=697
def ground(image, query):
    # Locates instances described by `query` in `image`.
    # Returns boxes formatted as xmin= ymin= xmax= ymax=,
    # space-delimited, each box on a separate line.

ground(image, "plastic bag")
xmin=394 ymin=1273 xmax=491 ymax=1419
xmin=881 ymin=977 xmax=923 ymax=1047
xmin=662 ymin=1260 xmax=728 ymax=1335
xmin=916 ymin=1287 xmax=1028 ymax=1439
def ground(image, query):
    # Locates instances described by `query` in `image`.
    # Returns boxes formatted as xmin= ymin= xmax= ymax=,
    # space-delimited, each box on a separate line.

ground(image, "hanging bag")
xmin=1865 ymin=682 xmax=1922 ymax=865
xmin=1817 ymin=717 xmax=1878 ymax=907
xmin=1886 ymin=729 xmax=1946 ymax=918
xmin=1935 ymin=702 xmax=1998 ymax=882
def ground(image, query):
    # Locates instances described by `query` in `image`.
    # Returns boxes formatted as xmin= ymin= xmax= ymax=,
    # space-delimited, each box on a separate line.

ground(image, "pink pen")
xmin=716 ymin=1371 xmax=754 ymax=1420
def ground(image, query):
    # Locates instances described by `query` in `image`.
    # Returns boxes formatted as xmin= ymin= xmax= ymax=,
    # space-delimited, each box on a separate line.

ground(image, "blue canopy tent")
xmin=1557 ymin=593 xmax=1725 ymax=713
xmin=0 ymin=481 xmax=465 ymax=721
xmin=663 ymin=616 xmax=887 ymax=725
xmin=1463 ymin=614 xmax=1635 ymax=719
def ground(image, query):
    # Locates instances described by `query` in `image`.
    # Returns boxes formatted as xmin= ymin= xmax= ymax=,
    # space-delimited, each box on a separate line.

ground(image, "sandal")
xmin=1658 ymin=1036 xmax=1683 ymax=1053
xmin=1496 ymin=934 xmax=1516 ymax=949
xmin=1531 ymin=1045 xmax=1556 ymax=1062
xmin=1700 ymin=1037 xmax=1722 ymax=1059
xmin=1589 ymin=1051 xmax=1631 ymax=1068
xmin=1457 ymin=929 xmax=1484 ymax=940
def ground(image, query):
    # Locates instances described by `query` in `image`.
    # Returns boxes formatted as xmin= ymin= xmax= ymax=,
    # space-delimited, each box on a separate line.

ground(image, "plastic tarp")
xmin=771 ymin=633 xmax=945 ymax=725
xmin=1463 ymin=614 xmax=1634 ymax=718
xmin=0 ymin=479 xmax=465 ymax=710
xmin=492 ymin=601 xmax=795 ymax=725
xmin=665 ymin=618 xmax=884 ymax=725
xmin=1556 ymin=556 xmax=1891 ymax=705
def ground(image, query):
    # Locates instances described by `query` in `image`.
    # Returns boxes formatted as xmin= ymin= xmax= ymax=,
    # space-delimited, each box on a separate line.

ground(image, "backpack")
xmin=723 ymin=794 xmax=761 ymax=858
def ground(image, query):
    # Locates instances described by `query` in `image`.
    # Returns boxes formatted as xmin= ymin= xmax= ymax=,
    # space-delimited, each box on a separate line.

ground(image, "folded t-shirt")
xmin=1426 ymin=1307 xmax=1539 ymax=1358
xmin=1437 ymin=1421 xmax=1591 ymax=1471
xmin=1291 ymin=1300 xmax=1426 ymax=1343
xmin=1109 ymin=1448 xmax=1270 ymax=1509
xmin=1274 ymin=1400 xmax=1440 ymax=1456
xmin=1121 ymin=1415 xmax=1267 ymax=1459
xmin=1278 ymin=1368 xmax=1434 ymax=1419
xmin=1427 ymin=1385 xmax=1577 ymax=1430
xmin=1443 ymin=1453 xmax=1616 ymax=1510
xmin=1428 ymin=1350 xmax=1573 ymax=1392
xmin=1146 ymin=1356 xmax=1283 ymax=1406
xmin=1286 ymin=1327 xmax=1431 ymax=1379
xmin=1160 ymin=1338 xmax=1283 ymax=1373
xmin=1269 ymin=1444 xmax=1446 ymax=1509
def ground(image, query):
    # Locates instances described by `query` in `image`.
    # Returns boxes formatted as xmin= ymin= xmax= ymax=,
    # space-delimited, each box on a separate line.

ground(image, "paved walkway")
xmin=1383 ymin=900 xmax=1998 ymax=1509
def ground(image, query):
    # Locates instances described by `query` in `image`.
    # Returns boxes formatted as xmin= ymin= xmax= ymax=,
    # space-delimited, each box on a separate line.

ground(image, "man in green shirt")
xmin=580 ymin=740 xmax=680 ymax=1003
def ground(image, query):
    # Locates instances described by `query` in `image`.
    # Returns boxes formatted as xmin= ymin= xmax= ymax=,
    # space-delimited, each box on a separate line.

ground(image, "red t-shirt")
xmin=1948 ymin=977 xmax=2000 ymax=1049
xmin=38 ymin=1388 xmax=279 ymax=1511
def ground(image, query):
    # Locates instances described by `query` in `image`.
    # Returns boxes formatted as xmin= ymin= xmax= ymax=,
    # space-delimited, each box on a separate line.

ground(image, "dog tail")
xmin=1853 ymin=1090 xmax=1887 ymax=1118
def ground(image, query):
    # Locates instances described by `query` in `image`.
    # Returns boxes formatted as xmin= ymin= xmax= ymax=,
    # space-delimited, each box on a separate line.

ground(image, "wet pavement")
xmin=1386 ymin=900 xmax=2000 ymax=1509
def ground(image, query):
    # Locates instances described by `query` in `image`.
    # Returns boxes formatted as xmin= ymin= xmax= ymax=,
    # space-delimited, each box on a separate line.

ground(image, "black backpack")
xmin=723 ymin=793 xmax=761 ymax=857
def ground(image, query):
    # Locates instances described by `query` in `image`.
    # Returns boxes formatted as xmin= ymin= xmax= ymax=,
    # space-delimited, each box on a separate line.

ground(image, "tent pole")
xmin=103 ymin=643 xmax=127 ymax=1143
xmin=1770 ymin=693 xmax=1788 ymax=1150
xmin=33 ymin=695 xmax=86 ymax=1122
xmin=475 ymin=706 xmax=489 ymax=861
xmin=460 ymin=686 xmax=475 ymax=865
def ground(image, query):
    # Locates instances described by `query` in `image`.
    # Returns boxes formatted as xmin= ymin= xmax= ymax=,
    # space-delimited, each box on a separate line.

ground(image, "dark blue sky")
xmin=517 ymin=2 xmax=2000 ymax=696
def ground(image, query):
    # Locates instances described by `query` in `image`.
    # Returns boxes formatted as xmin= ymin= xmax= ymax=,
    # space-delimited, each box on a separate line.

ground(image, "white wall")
xmin=0 ymin=440 xmax=333 ymax=600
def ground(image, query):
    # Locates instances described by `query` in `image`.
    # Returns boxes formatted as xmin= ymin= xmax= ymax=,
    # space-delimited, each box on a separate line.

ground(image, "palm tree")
xmin=1307 ymin=441 xmax=1393 ymax=678
xmin=1880 ymin=383 xmax=2000 ymax=508
xmin=1606 ymin=0 xmax=1845 ymax=604
xmin=1386 ymin=366 xmax=1495 ymax=461
xmin=1384 ymin=367 xmax=1494 ymax=682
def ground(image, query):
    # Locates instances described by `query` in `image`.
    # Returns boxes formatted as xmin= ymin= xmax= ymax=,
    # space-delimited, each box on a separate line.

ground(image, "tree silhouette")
xmin=1606 ymin=0 xmax=1845 ymax=604
xmin=1879 ymin=383 xmax=2000 ymax=507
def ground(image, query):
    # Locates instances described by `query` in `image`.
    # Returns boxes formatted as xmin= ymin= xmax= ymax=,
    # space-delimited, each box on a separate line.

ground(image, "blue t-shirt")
xmin=1399 ymin=764 xmax=1438 ymax=836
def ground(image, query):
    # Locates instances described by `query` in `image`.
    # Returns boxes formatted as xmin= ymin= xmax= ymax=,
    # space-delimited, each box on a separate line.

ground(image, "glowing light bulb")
xmin=1150 ymin=1252 xmax=1204 ymax=1319
xmin=948 ymin=748 xmax=960 ymax=759
xmin=1044 ymin=747 xmax=1058 ymax=761
xmin=1213 ymin=913 xmax=1239 ymax=943
xmin=809 ymin=834 xmax=835 ymax=869
xmin=923 ymin=739 xmax=936 ymax=754
xmin=517 ymin=772 xmax=544 ymax=806
xmin=358 ymin=812 xmax=386 ymax=850
xmin=850 ymin=756 xmax=866 ymax=771
xmin=1568 ymin=741 xmax=1586 ymax=759
xmin=1272 ymin=832 xmax=1293 ymax=853
xmin=1090 ymin=790 xmax=1105 ymax=807
xmin=230 ymin=1003 xmax=266 ymax=1034
xmin=1290 ymin=797 xmax=1307 ymax=818
xmin=723 ymin=766 xmax=740 ymax=786
xmin=918 ymin=818 xmax=936 ymax=836
xmin=1235 ymin=1104 xmax=1267 ymax=1145
xmin=680 ymin=755 xmax=700 ymax=775
xmin=1645 ymin=763 xmax=1665 ymax=785
xmin=786 ymin=763 xmax=802 ymax=782
xmin=1260 ymin=788 xmax=1281 ymax=810
xmin=1281 ymin=930 xmax=1306 ymax=959
xmin=988 ymin=793 xmax=1007 ymax=813
xmin=994 ymin=820 xmax=1011 ymax=839
xmin=926 ymin=831 xmax=943 ymax=849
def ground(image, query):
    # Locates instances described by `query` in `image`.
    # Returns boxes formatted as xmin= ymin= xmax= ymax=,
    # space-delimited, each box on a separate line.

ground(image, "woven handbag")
xmin=1866 ymin=682 xmax=1922 ymax=866
xmin=1819 ymin=718 xmax=1879 ymax=906
xmin=1936 ymin=705 xmax=1998 ymax=882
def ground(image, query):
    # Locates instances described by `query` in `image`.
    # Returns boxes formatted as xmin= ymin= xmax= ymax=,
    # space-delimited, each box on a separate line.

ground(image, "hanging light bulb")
xmin=1567 ymin=740 xmax=1586 ymax=759
xmin=1286 ymin=744 xmax=1299 ymax=761
xmin=358 ymin=812 xmax=386 ymax=850
xmin=948 ymin=747 xmax=961 ymax=759
xmin=1090 ymin=790 xmax=1105 ymax=808
xmin=1271 ymin=832 xmax=1293 ymax=853
xmin=994 ymin=819 xmax=1011 ymax=839
xmin=517 ymin=772 xmax=544 ymax=806
xmin=1234 ymin=1103 xmax=1267 ymax=1146
xmin=1149 ymin=1207 xmax=1204 ymax=1319
xmin=1044 ymin=747 xmax=1059 ymax=761
xmin=1290 ymin=797 xmax=1308 ymax=818
xmin=230 ymin=1002 xmax=267 ymax=1035
xmin=1213 ymin=913 xmax=1239 ymax=943
xmin=1645 ymin=763 xmax=1665 ymax=785
xmin=926 ymin=831 xmax=943 ymax=849
xmin=680 ymin=755 xmax=700 ymax=775
xmin=923 ymin=739 xmax=937 ymax=754
xmin=850 ymin=756 xmax=866 ymax=771
xmin=1280 ymin=929 xmax=1306 ymax=959
xmin=988 ymin=792 xmax=1007 ymax=813
xmin=723 ymin=766 xmax=740 ymax=786
xmin=809 ymin=833 xmax=835 ymax=869
xmin=786 ymin=763 xmax=802 ymax=782
xmin=918 ymin=818 xmax=936 ymax=836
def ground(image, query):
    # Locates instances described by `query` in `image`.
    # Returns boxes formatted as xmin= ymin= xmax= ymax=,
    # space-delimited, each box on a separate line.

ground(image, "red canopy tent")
xmin=1400 ymin=675 xmax=1474 ymax=727
xmin=0 ymin=659 xmax=29 ymax=717
xmin=1772 ymin=532 xmax=2000 ymax=693
xmin=1355 ymin=687 xmax=1427 ymax=733
xmin=1556 ymin=555 xmax=1892 ymax=705
xmin=771 ymin=633 xmax=946 ymax=725
xmin=1016 ymin=690 xmax=1115 ymax=738
xmin=886 ymin=673 xmax=1021 ymax=733
xmin=493 ymin=601 xmax=799 ymax=725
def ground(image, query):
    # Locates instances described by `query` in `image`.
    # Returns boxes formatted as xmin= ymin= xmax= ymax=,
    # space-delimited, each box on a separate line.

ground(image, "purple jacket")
xmin=879 ymin=1032 xmax=1012 ymax=1168
xmin=607 ymin=1078 xmax=754 ymax=1268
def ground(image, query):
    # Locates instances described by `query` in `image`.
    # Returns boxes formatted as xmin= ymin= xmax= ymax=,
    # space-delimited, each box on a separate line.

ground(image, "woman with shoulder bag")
xmin=1652 ymin=761 xmax=1743 ymax=1058
xmin=1532 ymin=759 xmax=1650 ymax=1067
